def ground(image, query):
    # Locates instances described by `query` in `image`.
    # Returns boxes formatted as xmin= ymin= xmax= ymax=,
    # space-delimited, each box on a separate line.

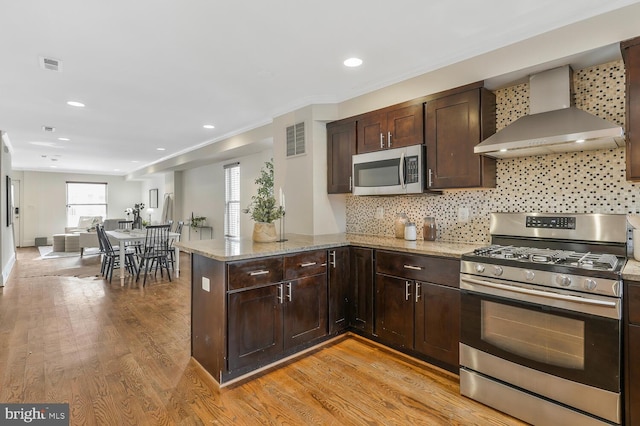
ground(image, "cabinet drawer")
xmin=228 ymin=257 xmax=283 ymax=290
xmin=376 ymin=250 xmax=459 ymax=287
xmin=628 ymin=282 xmax=640 ymax=324
xmin=284 ymin=250 xmax=327 ymax=280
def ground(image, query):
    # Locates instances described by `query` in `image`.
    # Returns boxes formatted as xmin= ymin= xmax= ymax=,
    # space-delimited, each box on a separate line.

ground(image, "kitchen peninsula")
xmin=176 ymin=234 xmax=479 ymax=386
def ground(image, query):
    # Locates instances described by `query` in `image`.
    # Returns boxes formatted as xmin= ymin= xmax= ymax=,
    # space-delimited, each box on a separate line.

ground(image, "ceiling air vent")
xmin=42 ymin=125 xmax=55 ymax=132
xmin=39 ymin=56 xmax=62 ymax=72
xmin=286 ymin=122 xmax=305 ymax=157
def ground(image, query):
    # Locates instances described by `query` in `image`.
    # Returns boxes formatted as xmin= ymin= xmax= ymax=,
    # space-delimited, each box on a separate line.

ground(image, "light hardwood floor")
xmin=0 ymin=247 xmax=527 ymax=425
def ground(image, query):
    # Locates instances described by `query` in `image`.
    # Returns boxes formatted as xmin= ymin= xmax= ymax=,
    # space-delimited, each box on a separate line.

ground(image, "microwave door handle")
xmin=399 ymin=152 xmax=406 ymax=188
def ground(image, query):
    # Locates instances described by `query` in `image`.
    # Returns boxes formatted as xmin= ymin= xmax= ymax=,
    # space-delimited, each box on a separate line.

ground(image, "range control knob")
xmin=475 ymin=264 xmax=485 ymax=273
xmin=557 ymin=275 xmax=572 ymax=287
xmin=583 ymin=279 xmax=598 ymax=291
xmin=492 ymin=266 xmax=503 ymax=277
xmin=524 ymin=270 xmax=535 ymax=281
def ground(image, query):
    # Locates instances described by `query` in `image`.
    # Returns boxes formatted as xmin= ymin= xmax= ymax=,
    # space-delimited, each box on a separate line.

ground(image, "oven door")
xmin=460 ymin=273 xmax=621 ymax=393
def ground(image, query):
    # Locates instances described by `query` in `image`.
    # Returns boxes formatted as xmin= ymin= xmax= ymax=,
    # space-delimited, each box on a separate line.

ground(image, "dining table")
xmin=106 ymin=229 xmax=181 ymax=286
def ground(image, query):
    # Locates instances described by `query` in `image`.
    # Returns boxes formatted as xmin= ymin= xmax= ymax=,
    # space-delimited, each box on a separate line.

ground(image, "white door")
xmin=12 ymin=179 xmax=20 ymax=247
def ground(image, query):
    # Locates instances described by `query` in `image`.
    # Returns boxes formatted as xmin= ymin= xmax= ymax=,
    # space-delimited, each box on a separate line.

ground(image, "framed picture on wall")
xmin=6 ymin=175 xmax=12 ymax=226
xmin=149 ymin=188 xmax=158 ymax=208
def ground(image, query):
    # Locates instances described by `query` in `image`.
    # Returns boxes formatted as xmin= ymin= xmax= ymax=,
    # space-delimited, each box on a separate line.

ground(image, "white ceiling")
xmin=1 ymin=0 xmax=640 ymax=177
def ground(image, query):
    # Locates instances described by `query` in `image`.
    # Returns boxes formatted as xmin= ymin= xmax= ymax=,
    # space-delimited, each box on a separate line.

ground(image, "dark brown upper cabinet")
xmin=622 ymin=36 xmax=640 ymax=181
xmin=326 ymin=119 xmax=357 ymax=194
xmin=424 ymin=87 xmax=496 ymax=189
xmin=356 ymin=103 xmax=424 ymax=154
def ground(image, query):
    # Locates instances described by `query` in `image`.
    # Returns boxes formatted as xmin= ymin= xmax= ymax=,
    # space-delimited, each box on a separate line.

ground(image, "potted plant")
xmin=244 ymin=160 xmax=284 ymax=242
xmin=190 ymin=213 xmax=207 ymax=229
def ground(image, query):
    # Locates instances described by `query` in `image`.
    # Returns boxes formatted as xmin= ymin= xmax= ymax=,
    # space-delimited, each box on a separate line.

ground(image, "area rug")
xmin=38 ymin=246 xmax=80 ymax=259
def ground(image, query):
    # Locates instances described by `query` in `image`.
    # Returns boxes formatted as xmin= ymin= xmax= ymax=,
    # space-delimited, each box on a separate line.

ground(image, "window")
xmin=66 ymin=182 xmax=107 ymax=227
xmin=224 ymin=163 xmax=240 ymax=237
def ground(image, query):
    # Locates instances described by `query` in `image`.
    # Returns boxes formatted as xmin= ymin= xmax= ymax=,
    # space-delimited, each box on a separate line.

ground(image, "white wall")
xmin=272 ymin=104 xmax=345 ymax=236
xmin=1 ymin=134 xmax=15 ymax=285
xmin=139 ymin=174 xmax=166 ymax=224
xmin=181 ymin=149 xmax=272 ymax=240
xmin=12 ymin=171 xmax=142 ymax=246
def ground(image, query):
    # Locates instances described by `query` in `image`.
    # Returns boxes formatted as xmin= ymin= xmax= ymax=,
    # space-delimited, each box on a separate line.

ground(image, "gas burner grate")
xmin=566 ymin=252 xmax=619 ymax=271
xmin=470 ymin=245 xmax=621 ymax=272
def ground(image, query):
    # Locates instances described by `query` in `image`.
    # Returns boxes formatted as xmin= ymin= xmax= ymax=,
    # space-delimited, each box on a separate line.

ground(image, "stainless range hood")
xmin=475 ymin=65 xmax=624 ymax=159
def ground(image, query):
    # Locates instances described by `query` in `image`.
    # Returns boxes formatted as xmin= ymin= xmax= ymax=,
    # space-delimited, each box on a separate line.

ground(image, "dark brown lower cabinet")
xmin=228 ymin=284 xmax=283 ymax=371
xmin=227 ymin=274 xmax=328 ymax=372
xmin=625 ymin=280 xmax=640 ymax=425
xmin=350 ymin=247 xmax=374 ymax=335
xmin=375 ymin=274 xmax=414 ymax=347
xmin=374 ymin=250 xmax=460 ymax=371
xmin=284 ymin=274 xmax=328 ymax=350
xmin=414 ymin=282 xmax=460 ymax=367
xmin=328 ymin=247 xmax=350 ymax=335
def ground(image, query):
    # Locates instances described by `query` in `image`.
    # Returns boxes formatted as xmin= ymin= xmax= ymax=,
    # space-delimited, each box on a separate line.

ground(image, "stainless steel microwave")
xmin=352 ymin=145 xmax=424 ymax=195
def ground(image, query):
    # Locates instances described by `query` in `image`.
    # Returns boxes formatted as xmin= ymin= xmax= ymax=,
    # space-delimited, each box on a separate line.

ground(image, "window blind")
xmin=224 ymin=162 xmax=240 ymax=237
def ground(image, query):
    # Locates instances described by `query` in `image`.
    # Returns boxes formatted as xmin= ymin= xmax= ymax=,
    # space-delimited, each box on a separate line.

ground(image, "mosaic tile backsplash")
xmin=346 ymin=60 xmax=638 ymax=244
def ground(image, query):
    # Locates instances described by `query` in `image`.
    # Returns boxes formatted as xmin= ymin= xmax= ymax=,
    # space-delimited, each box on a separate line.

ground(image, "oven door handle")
xmin=460 ymin=276 xmax=618 ymax=308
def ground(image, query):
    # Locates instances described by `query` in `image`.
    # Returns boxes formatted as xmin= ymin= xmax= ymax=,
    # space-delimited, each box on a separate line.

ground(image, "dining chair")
xmin=96 ymin=224 xmax=138 ymax=283
xmin=167 ymin=219 xmax=174 ymax=232
xmin=135 ymin=224 xmax=172 ymax=286
xmin=118 ymin=220 xmax=133 ymax=230
xmin=167 ymin=220 xmax=184 ymax=271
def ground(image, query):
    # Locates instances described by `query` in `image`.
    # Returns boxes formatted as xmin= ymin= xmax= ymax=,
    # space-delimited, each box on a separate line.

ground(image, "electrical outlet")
xmin=202 ymin=276 xmax=210 ymax=292
xmin=374 ymin=206 xmax=384 ymax=219
xmin=458 ymin=207 xmax=470 ymax=223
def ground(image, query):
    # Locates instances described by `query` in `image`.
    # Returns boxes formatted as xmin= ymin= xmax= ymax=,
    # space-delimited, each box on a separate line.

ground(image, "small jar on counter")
xmin=394 ymin=212 xmax=409 ymax=239
xmin=423 ymin=217 xmax=437 ymax=241
xmin=404 ymin=222 xmax=417 ymax=241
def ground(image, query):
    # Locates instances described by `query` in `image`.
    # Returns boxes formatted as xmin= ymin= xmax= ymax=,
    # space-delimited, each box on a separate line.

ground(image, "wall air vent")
xmin=39 ymin=56 xmax=62 ymax=72
xmin=42 ymin=126 xmax=55 ymax=132
xmin=286 ymin=122 xmax=305 ymax=157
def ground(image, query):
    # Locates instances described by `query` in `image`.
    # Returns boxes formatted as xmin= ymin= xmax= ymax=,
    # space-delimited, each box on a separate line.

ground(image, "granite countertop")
xmin=623 ymin=258 xmax=640 ymax=281
xmin=175 ymin=233 xmax=483 ymax=262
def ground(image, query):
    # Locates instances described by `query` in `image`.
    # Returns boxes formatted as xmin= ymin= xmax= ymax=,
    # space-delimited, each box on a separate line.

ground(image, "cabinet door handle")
xmin=287 ymin=282 xmax=292 ymax=301
xmin=249 ymin=270 xmax=269 ymax=276
xmin=415 ymin=282 xmax=421 ymax=303
xmin=380 ymin=132 xmax=385 ymax=149
xmin=388 ymin=131 xmax=392 ymax=148
xmin=330 ymin=250 xmax=336 ymax=268
xmin=349 ymin=176 xmax=352 ymax=191
xmin=405 ymin=281 xmax=412 ymax=301
xmin=300 ymin=262 xmax=317 ymax=268
xmin=403 ymin=265 xmax=422 ymax=271
xmin=277 ymin=283 xmax=284 ymax=304
xmin=428 ymin=168 xmax=433 ymax=187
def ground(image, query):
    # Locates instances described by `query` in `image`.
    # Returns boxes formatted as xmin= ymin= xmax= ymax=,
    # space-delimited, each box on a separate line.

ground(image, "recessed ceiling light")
xmin=57 ymin=137 xmax=70 ymax=141
xmin=157 ymin=148 xmax=166 ymax=151
xmin=343 ymin=57 xmax=363 ymax=67
xmin=131 ymin=160 xmax=140 ymax=163
xmin=203 ymin=124 xmax=215 ymax=129
xmin=499 ymin=148 xmax=508 ymax=152
xmin=114 ymin=168 xmax=120 ymax=171
xmin=66 ymin=101 xmax=85 ymax=107
xmin=50 ymin=165 xmax=57 ymax=168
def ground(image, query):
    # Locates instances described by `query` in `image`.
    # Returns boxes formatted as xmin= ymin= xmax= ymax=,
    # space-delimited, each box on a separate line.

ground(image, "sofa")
xmin=73 ymin=217 xmax=127 ymax=256
xmin=65 ymin=215 xmax=103 ymax=233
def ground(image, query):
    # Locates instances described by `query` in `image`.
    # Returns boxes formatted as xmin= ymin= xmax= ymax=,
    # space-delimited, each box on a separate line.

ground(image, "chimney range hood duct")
xmin=474 ymin=65 xmax=624 ymax=159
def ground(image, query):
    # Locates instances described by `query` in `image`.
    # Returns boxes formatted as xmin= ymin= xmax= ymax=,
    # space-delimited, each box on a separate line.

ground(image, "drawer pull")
xmin=300 ymin=262 xmax=317 ymax=268
xmin=403 ymin=265 xmax=422 ymax=271
xmin=249 ymin=270 xmax=269 ymax=276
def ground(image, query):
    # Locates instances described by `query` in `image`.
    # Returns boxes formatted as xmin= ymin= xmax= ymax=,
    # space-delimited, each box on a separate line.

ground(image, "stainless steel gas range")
xmin=459 ymin=213 xmax=627 ymax=426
